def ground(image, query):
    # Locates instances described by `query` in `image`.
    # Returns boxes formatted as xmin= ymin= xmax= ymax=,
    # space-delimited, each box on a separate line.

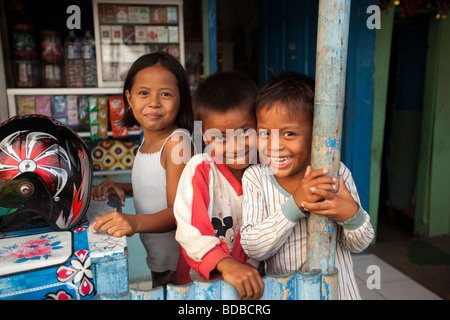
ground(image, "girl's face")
xmin=257 ymin=102 xmax=312 ymax=183
xmin=125 ymin=64 xmax=180 ymax=134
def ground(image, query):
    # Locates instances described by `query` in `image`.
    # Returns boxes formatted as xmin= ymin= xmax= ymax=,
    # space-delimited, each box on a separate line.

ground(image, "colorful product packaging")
xmin=108 ymin=96 xmax=128 ymax=138
xmin=167 ymin=7 xmax=178 ymax=23
xmin=116 ymin=6 xmax=128 ymax=23
xmin=16 ymin=95 xmax=36 ymax=115
xmin=146 ymin=26 xmax=158 ymax=43
xmin=157 ymin=26 xmax=168 ymax=43
xmin=67 ymin=95 xmax=79 ymax=128
xmin=111 ymin=25 xmax=123 ymax=43
xmin=51 ymin=95 xmax=68 ymax=125
xmin=168 ymin=26 xmax=179 ymax=43
xmin=77 ymin=95 xmax=90 ymax=131
xmin=35 ymin=95 xmax=52 ymax=117
xmin=135 ymin=26 xmax=147 ymax=43
xmin=123 ymin=25 xmax=135 ymax=44
xmin=100 ymin=25 xmax=112 ymax=43
xmin=89 ymin=96 xmax=99 ymax=140
xmin=98 ymin=96 xmax=109 ymax=139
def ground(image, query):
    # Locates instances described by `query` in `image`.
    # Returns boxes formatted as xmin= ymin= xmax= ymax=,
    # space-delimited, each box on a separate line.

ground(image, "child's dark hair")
xmin=121 ymin=52 xmax=194 ymax=134
xmin=193 ymin=72 xmax=258 ymax=120
xmin=256 ymin=71 xmax=315 ymax=122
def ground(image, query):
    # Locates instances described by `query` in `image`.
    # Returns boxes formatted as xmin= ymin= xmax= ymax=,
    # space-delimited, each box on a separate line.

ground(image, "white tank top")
xmin=132 ymin=129 xmax=190 ymax=272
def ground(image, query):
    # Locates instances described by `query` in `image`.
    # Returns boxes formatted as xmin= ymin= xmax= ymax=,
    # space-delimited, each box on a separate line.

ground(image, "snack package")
xmin=116 ymin=6 xmax=128 ymax=23
xmin=168 ymin=26 xmax=179 ymax=43
xmin=157 ymin=26 xmax=168 ymax=43
xmin=98 ymin=96 xmax=109 ymax=139
xmin=35 ymin=96 xmax=52 ymax=117
xmin=89 ymin=96 xmax=99 ymax=140
xmin=17 ymin=95 xmax=35 ymax=115
xmin=67 ymin=95 xmax=79 ymax=128
xmin=51 ymin=95 xmax=68 ymax=125
xmin=108 ymin=96 xmax=128 ymax=138
xmin=77 ymin=95 xmax=90 ymax=131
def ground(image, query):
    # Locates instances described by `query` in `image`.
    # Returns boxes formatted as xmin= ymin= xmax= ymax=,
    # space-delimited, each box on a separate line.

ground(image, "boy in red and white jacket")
xmin=173 ymin=72 xmax=264 ymax=300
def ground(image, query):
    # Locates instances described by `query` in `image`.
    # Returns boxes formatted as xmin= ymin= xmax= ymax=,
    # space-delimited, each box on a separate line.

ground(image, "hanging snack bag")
xmin=17 ymin=95 xmax=36 ymax=115
xmin=98 ymin=96 xmax=109 ymax=139
xmin=108 ymin=96 xmax=128 ymax=138
xmin=35 ymin=95 xmax=52 ymax=117
xmin=77 ymin=95 xmax=90 ymax=131
xmin=89 ymin=96 xmax=99 ymax=140
xmin=51 ymin=95 xmax=68 ymax=125
xmin=67 ymin=95 xmax=79 ymax=128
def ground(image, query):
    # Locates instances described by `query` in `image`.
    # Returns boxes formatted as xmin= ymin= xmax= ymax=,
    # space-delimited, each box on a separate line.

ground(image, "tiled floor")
xmin=352 ymin=253 xmax=442 ymax=300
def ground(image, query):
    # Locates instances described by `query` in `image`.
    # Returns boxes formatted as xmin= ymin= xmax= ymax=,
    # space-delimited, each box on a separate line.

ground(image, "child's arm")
xmin=301 ymin=164 xmax=375 ymax=252
xmin=93 ymin=133 xmax=192 ymax=237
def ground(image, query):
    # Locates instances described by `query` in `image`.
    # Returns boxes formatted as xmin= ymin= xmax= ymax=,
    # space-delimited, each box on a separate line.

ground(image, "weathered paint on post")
xmin=306 ymin=0 xmax=351 ymax=300
xmin=202 ymin=0 xmax=217 ymax=77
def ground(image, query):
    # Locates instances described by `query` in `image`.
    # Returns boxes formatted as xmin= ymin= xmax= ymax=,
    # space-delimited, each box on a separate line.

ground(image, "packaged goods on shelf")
xmin=67 ymin=95 xmax=79 ymax=127
xmin=77 ymin=96 xmax=90 ymax=132
xmin=35 ymin=96 xmax=52 ymax=117
xmin=16 ymin=95 xmax=35 ymax=115
xmin=51 ymin=95 xmax=68 ymax=125
xmin=89 ymin=96 xmax=99 ymax=140
xmin=98 ymin=96 xmax=109 ymax=139
xmin=108 ymin=96 xmax=128 ymax=138
xmin=116 ymin=6 xmax=128 ymax=23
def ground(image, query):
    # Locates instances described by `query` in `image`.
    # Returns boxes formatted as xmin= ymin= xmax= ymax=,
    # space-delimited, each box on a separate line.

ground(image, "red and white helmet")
xmin=0 ymin=115 xmax=92 ymax=231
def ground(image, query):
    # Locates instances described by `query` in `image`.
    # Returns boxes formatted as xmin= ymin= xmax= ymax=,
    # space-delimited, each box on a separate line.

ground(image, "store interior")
xmin=0 ymin=0 xmax=259 ymax=182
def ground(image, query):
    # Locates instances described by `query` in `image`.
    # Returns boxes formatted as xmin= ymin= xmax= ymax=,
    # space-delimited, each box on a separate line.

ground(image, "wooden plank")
xmin=414 ymin=18 xmax=440 ymax=236
xmin=429 ymin=17 xmax=450 ymax=236
xmin=369 ymin=4 xmax=395 ymax=243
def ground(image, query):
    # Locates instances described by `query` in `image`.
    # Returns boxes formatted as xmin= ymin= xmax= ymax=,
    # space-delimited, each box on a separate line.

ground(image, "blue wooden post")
xmin=306 ymin=0 xmax=351 ymax=300
xmin=202 ymin=0 xmax=217 ymax=77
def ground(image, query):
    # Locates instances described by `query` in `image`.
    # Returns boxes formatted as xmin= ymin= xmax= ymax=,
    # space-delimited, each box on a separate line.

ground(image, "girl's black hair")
xmin=120 ymin=52 xmax=194 ymax=134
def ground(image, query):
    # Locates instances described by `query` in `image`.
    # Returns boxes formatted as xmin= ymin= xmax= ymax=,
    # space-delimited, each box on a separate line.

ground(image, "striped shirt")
xmin=240 ymin=162 xmax=375 ymax=300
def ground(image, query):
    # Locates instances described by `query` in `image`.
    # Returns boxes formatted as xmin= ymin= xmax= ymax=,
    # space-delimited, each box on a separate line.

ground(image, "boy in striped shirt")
xmin=240 ymin=71 xmax=375 ymax=299
xmin=173 ymin=72 xmax=264 ymax=300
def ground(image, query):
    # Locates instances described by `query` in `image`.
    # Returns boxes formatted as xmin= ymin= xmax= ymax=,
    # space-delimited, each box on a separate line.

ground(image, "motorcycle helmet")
xmin=0 ymin=115 xmax=92 ymax=231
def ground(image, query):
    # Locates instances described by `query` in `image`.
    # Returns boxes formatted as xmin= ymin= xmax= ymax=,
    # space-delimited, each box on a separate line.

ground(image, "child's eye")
xmin=138 ymin=91 xmax=149 ymax=96
xmin=284 ymin=131 xmax=295 ymax=137
xmin=161 ymin=92 xmax=171 ymax=97
xmin=214 ymin=134 xmax=225 ymax=141
xmin=239 ymin=128 xmax=251 ymax=136
xmin=258 ymin=130 xmax=269 ymax=137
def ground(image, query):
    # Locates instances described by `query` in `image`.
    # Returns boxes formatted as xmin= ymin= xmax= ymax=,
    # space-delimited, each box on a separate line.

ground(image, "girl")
xmin=91 ymin=52 xmax=194 ymax=288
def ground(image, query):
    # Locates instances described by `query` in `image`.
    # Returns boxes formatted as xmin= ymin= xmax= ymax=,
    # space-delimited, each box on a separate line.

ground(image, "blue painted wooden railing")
xmin=95 ymin=269 xmax=343 ymax=300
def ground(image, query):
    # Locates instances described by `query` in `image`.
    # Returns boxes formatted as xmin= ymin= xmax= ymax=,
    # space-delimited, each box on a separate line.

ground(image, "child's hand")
xmin=292 ymin=166 xmax=337 ymax=211
xmin=91 ymin=180 xmax=126 ymax=206
xmin=93 ymin=211 xmax=137 ymax=237
xmin=301 ymin=175 xmax=359 ymax=222
xmin=216 ymin=258 xmax=264 ymax=300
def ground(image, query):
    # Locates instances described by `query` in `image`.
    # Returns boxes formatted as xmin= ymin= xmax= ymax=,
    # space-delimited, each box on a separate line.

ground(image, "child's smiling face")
xmin=257 ymin=102 xmax=312 ymax=182
xmin=202 ymin=107 xmax=257 ymax=172
xmin=125 ymin=63 xmax=180 ymax=134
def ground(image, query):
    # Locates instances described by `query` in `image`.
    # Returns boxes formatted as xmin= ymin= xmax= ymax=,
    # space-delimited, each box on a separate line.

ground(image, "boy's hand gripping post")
xmin=306 ymin=0 xmax=351 ymax=300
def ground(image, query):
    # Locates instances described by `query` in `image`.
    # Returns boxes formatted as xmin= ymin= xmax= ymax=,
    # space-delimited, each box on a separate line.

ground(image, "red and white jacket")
xmin=173 ymin=153 xmax=259 ymax=285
